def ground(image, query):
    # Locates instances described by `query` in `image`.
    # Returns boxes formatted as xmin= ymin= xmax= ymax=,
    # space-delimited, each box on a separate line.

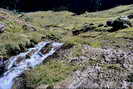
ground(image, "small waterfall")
xmin=0 ymin=41 xmax=63 ymax=89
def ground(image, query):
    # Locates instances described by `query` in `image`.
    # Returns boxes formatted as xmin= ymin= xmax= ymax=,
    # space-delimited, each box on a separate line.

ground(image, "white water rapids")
xmin=0 ymin=41 xmax=63 ymax=89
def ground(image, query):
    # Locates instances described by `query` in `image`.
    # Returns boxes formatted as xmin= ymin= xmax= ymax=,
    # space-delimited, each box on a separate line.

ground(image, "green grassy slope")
xmin=23 ymin=5 xmax=133 ymax=88
xmin=0 ymin=5 xmax=133 ymax=89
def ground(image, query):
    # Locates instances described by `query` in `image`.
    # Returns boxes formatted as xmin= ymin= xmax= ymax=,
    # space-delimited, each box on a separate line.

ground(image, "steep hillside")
xmin=0 ymin=4 xmax=133 ymax=89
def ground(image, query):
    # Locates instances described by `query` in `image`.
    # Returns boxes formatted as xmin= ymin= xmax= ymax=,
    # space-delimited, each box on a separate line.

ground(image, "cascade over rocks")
xmin=0 ymin=42 xmax=63 ymax=89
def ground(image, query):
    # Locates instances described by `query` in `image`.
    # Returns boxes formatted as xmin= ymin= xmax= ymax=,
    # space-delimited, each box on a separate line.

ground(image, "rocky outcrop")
xmin=55 ymin=45 xmax=133 ymax=89
xmin=61 ymin=66 xmax=133 ymax=89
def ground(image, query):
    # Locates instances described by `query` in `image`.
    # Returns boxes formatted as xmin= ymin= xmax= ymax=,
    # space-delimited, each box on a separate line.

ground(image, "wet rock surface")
xmin=0 ymin=59 xmax=7 ymax=76
xmin=0 ymin=42 xmax=63 ymax=89
xmin=12 ymin=74 xmax=27 ymax=89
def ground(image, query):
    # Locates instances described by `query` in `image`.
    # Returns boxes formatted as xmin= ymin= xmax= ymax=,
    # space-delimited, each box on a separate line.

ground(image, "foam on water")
xmin=0 ymin=41 xmax=63 ymax=89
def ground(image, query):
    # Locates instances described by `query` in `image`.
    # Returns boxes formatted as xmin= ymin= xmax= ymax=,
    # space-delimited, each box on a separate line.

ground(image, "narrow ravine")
xmin=0 ymin=41 xmax=63 ymax=89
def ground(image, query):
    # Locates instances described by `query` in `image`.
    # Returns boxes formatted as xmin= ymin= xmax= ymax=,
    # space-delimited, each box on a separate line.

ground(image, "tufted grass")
xmin=25 ymin=60 xmax=78 ymax=87
xmin=0 ymin=4 xmax=133 ymax=88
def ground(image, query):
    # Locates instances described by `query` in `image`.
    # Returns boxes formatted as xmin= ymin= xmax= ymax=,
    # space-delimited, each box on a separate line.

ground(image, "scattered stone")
xmin=55 ymin=45 xmax=133 ymax=89
xmin=0 ymin=16 xmax=6 ymax=20
xmin=106 ymin=20 xmax=113 ymax=26
xmin=25 ymin=49 xmax=37 ymax=59
xmin=128 ymin=14 xmax=133 ymax=19
xmin=89 ymin=23 xmax=94 ymax=25
xmin=56 ymin=43 xmax=133 ymax=87
xmin=69 ymin=56 xmax=88 ymax=64
xmin=18 ymin=14 xmax=25 ymax=18
xmin=16 ymin=56 xmax=25 ymax=64
xmin=98 ymin=24 xmax=104 ymax=27
xmin=40 ymin=43 xmax=52 ymax=54
xmin=104 ymin=25 xmax=108 ymax=27
xmin=72 ymin=25 xmax=95 ymax=35
xmin=22 ymin=24 xmax=37 ymax=32
xmin=12 ymin=74 xmax=27 ymax=89
xmin=56 ymin=65 xmax=128 ymax=89
xmin=36 ymin=84 xmax=49 ymax=89
xmin=72 ymin=30 xmax=81 ymax=35
xmin=0 ymin=23 xmax=5 ymax=33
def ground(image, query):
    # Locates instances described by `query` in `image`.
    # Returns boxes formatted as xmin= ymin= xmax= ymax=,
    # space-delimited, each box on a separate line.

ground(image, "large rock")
xmin=106 ymin=16 xmax=132 ymax=31
xmin=12 ymin=74 xmax=27 ymax=89
xmin=128 ymin=14 xmax=133 ymax=19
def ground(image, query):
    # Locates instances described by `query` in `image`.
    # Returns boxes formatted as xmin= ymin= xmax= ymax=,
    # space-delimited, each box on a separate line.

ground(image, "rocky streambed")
xmin=0 ymin=41 xmax=63 ymax=89
xmin=0 ymin=41 xmax=133 ymax=89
